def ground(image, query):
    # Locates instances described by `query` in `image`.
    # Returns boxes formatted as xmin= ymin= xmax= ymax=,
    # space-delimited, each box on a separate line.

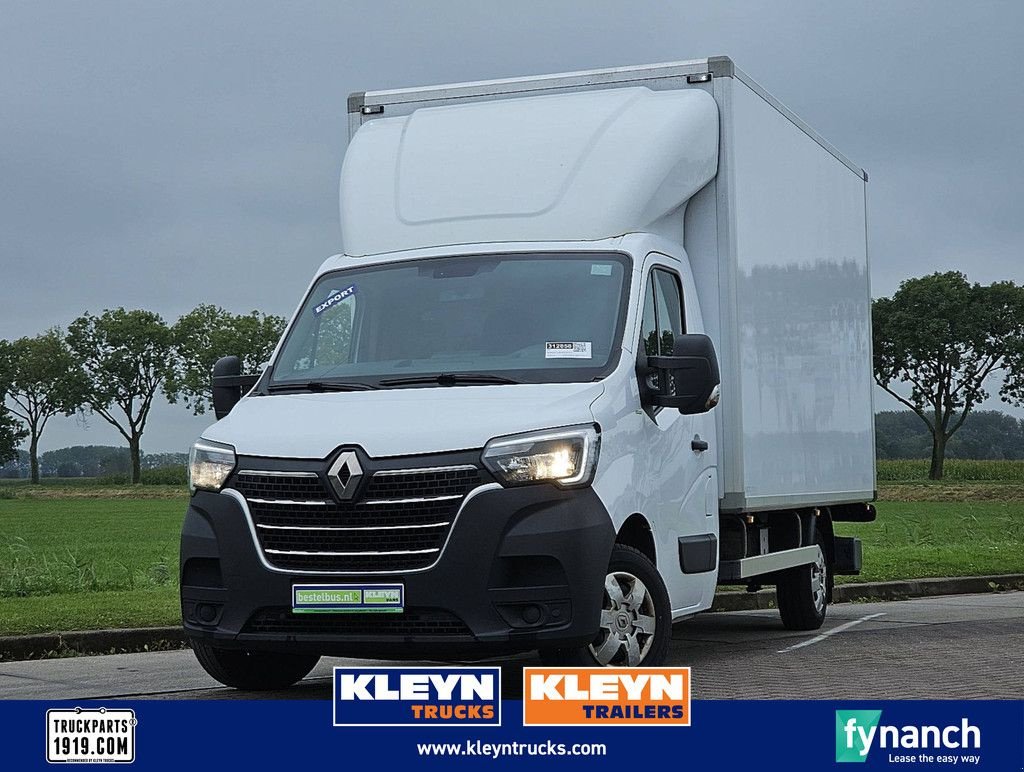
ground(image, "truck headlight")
xmin=482 ymin=425 xmax=600 ymax=488
xmin=189 ymin=439 xmax=236 ymax=493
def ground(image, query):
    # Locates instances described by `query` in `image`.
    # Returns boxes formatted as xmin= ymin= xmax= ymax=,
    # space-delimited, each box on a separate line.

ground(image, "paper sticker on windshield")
xmin=546 ymin=342 xmax=592 ymax=359
xmin=314 ymin=284 xmax=356 ymax=316
xmin=590 ymin=264 xmax=613 ymax=276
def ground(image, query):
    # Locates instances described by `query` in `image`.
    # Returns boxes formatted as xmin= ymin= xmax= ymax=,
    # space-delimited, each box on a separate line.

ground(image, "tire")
xmin=190 ymin=639 xmax=320 ymax=690
xmin=775 ymin=527 xmax=831 ymax=631
xmin=539 ymin=544 xmax=671 ymax=667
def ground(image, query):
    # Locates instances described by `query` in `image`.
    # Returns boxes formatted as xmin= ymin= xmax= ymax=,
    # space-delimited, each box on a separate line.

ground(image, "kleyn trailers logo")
xmin=333 ymin=667 xmax=501 ymax=727
xmin=835 ymin=710 xmax=981 ymax=764
xmin=523 ymin=668 xmax=690 ymax=726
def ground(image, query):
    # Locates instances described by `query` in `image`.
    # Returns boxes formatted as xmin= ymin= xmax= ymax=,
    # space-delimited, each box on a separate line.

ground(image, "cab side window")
xmin=639 ymin=268 xmax=685 ymax=357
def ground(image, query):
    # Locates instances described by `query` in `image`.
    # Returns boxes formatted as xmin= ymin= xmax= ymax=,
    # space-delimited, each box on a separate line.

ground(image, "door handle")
xmin=691 ymin=436 xmax=709 ymax=452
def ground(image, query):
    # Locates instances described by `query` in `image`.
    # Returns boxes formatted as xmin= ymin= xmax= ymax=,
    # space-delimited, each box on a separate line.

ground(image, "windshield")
xmin=269 ymin=252 xmax=631 ymax=388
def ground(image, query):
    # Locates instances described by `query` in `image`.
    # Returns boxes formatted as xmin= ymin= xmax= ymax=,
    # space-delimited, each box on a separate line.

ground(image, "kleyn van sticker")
xmin=314 ymin=284 xmax=356 ymax=315
xmin=545 ymin=342 xmax=592 ymax=359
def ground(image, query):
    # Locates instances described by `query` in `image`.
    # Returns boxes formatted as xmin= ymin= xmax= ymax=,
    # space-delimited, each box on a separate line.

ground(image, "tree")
xmin=873 ymin=272 xmax=1024 ymax=478
xmin=875 ymin=409 xmax=1024 ymax=460
xmin=0 ymin=412 xmax=24 ymax=467
xmin=0 ymin=343 xmax=29 ymax=467
xmin=167 ymin=305 xmax=285 ymax=415
xmin=39 ymin=445 xmax=129 ymax=477
xmin=67 ymin=309 xmax=175 ymax=484
xmin=2 ymin=331 xmax=87 ymax=483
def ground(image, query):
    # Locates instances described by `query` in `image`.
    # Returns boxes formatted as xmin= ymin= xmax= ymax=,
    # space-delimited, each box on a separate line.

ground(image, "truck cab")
xmin=181 ymin=57 xmax=876 ymax=690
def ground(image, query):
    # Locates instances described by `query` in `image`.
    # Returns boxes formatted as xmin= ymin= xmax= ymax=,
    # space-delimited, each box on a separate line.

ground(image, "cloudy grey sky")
xmin=2 ymin=0 xmax=1023 ymax=453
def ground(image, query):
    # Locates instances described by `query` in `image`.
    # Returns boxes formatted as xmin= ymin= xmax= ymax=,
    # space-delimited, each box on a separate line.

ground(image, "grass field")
xmin=0 ymin=497 xmax=184 ymax=634
xmin=1 ymin=472 xmax=1022 ymax=635
xmin=836 ymin=500 xmax=1023 ymax=583
xmin=876 ymin=459 xmax=1024 ymax=481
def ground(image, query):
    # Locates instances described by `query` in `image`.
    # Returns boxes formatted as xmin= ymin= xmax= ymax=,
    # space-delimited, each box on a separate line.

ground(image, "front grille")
xmin=251 ymin=499 xmax=458 ymax=529
xmin=232 ymin=471 xmax=324 ymax=501
xmin=229 ymin=460 xmax=483 ymax=573
xmin=242 ymin=607 xmax=473 ymax=638
xmin=365 ymin=468 xmax=481 ymax=499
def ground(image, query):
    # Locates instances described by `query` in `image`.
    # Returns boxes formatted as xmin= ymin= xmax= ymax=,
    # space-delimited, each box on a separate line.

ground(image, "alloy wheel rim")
xmin=810 ymin=550 xmax=827 ymax=614
xmin=588 ymin=571 xmax=656 ymax=666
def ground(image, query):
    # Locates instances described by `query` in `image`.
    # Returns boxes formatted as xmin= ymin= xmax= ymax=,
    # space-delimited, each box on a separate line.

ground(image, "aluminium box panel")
xmin=711 ymin=75 xmax=874 ymax=512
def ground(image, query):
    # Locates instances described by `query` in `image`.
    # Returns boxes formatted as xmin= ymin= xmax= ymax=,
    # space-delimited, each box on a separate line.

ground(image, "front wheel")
xmin=540 ymin=544 xmax=671 ymax=667
xmin=190 ymin=639 xmax=320 ymax=690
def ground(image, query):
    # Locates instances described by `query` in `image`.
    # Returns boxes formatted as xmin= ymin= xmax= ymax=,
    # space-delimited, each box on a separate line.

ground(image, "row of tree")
xmin=0 ymin=306 xmax=284 ymax=483
xmin=876 ymin=410 xmax=1024 ymax=460
xmin=0 ymin=446 xmax=188 ymax=479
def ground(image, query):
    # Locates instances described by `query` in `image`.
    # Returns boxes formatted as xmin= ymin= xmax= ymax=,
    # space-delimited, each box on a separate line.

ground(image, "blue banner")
xmin=10 ymin=699 xmax=1023 ymax=769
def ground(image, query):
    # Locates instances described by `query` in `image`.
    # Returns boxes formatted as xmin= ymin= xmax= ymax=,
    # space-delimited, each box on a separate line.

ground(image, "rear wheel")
xmin=775 ymin=528 xmax=830 ymax=631
xmin=540 ymin=544 xmax=670 ymax=666
xmin=190 ymin=639 xmax=320 ymax=690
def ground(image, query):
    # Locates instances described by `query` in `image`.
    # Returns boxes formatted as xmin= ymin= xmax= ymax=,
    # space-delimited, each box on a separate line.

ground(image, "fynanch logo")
xmin=835 ymin=710 xmax=982 ymax=763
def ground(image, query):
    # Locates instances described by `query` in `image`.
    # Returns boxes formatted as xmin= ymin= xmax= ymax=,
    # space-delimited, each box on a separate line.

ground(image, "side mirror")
xmin=211 ymin=356 xmax=260 ymax=419
xmin=644 ymin=334 xmax=721 ymax=414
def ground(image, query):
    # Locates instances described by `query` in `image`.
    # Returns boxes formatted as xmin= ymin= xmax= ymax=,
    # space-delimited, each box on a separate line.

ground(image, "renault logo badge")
xmin=327 ymin=451 xmax=363 ymax=500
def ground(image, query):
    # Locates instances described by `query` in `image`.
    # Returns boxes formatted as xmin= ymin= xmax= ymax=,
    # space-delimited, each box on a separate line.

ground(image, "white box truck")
xmin=181 ymin=57 xmax=876 ymax=689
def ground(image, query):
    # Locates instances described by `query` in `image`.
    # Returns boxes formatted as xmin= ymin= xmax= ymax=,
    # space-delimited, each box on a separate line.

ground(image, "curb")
xmin=710 ymin=573 xmax=1024 ymax=612
xmin=0 ymin=627 xmax=187 ymax=663
xmin=3 ymin=575 xmax=1023 ymax=661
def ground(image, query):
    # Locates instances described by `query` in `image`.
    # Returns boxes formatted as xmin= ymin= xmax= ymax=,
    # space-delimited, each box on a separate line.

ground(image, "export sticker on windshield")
xmin=545 ymin=342 xmax=592 ymax=359
xmin=314 ymin=284 xmax=356 ymax=315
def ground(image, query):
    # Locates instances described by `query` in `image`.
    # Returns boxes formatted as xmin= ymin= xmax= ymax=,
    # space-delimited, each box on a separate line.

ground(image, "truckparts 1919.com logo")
xmin=333 ymin=667 xmax=501 ymax=727
xmin=523 ymin=667 xmax=690 ymax=726
xmin=835 ymin=710 xmax=981 ymax=764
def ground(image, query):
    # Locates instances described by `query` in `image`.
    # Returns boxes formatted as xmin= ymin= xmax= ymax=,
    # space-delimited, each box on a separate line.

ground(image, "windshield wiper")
xmin=378 ymin=372 xmax=521 ymax=387
xmin=267 ymin=380 xmax=377 ymax=393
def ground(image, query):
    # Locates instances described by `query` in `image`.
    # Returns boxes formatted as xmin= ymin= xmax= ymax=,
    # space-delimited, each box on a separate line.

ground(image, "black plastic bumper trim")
xmin=678 ymin=533 xmax=718 ymax=574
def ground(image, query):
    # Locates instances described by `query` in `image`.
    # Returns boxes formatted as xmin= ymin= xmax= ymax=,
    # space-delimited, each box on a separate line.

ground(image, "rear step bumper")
xmin=718 ymin=545 xmax=822 ymax=584
xmin=717 ymin=536 xmax=864 ymax=584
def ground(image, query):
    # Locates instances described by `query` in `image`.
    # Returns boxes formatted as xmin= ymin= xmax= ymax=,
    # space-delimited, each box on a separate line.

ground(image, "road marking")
xmin=777 ymin=613 xmax=885 ymax=653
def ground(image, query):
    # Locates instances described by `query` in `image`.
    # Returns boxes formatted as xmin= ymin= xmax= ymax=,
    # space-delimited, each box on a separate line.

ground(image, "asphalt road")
xmin=2 ymin=592 xmax=1022 ymax=700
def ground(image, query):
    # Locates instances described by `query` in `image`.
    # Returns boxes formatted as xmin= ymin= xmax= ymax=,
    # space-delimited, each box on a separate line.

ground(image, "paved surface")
xmin=2 ymin=592 xmax=1022 ymax=700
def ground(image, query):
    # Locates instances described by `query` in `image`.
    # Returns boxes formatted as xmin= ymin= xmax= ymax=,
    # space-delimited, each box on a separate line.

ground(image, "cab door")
xmin=635 ymin=254 xmax=719 ymax=612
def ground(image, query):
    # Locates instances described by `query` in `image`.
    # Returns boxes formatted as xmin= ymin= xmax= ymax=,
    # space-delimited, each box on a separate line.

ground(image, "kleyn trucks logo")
xmin=836 ymin=710 xmax=982 ymax=764
xmin=333 ymin=667 xmax=501 ymax=727
xmin=522 ymin=668 xmax=690 ymax=726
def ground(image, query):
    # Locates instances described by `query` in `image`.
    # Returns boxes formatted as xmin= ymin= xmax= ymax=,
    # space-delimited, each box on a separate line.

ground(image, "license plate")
xmin=292 ymin=583 xmax=404 ymax=613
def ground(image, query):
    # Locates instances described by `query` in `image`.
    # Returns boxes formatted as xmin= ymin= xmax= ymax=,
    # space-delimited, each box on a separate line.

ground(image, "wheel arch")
xmin=616 ymin=513 xmax=657 ymax=566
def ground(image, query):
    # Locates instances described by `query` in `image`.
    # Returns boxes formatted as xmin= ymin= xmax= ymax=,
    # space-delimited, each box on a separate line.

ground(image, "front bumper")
xmin=180 ymin=485 xmax=614 ymax=658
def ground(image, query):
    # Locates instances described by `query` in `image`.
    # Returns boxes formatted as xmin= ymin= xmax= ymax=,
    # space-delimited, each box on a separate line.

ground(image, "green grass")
xmin=0 ymin=588 xmax=181 ymax=636
xmin=836 ymin=500 xmax=1024 ymax=583
xmin=877 ymin=459 xmax=1024 ymax=481
xmin=0 ymin=497 xmax=185 ymax=635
